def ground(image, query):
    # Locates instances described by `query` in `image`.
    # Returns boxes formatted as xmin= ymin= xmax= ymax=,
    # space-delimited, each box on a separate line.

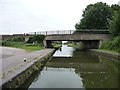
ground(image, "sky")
xmin=0 ymin=0 xmax=119 ymax=34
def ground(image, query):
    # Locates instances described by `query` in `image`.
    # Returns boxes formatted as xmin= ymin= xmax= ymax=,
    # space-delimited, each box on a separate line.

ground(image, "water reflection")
xmin=26 ymin=45 xmax=118 ymax=88
xmin=53 ymin=45 xmax=75 ymax=57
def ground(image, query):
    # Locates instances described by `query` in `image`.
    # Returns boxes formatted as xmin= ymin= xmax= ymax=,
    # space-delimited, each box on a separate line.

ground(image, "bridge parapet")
xmin=26 ymin=29 xmax=109 ymax=35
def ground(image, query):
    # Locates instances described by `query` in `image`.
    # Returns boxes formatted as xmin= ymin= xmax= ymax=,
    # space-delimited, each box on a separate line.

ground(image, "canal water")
xmin=23 ymin=45 xmax=119 ymax=88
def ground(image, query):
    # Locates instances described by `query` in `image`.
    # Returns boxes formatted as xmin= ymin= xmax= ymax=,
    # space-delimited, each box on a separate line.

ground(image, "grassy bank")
xmin=19 ymin=45 xmax=44 ymax=51
xmin=2 ymin=41 xmax=44 ymax=52
xmin=67 ymin=43 xmax=79 ymax=47
xmin=67 ymin=43 xmax=85 ymax=49
xmin=1 ymin=35 xmax=45 ymax=51
xmin=2 ymin=41 xmax=44 ymax=51
xmin=52 ymin=43 xmax=62 ymax=48
xmin=99 ymin=48 xmax=119 ymax=54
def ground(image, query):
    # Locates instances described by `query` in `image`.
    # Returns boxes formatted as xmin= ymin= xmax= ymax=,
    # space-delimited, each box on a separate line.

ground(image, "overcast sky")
xmin=0 ymin=0 xmax=119 ymax=34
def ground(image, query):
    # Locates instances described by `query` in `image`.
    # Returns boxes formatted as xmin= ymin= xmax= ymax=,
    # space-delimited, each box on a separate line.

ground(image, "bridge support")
xmin=82 ymin=40 xmax=100 ymax=49
xmin=43 ymin=40 xmax=53 ymax=48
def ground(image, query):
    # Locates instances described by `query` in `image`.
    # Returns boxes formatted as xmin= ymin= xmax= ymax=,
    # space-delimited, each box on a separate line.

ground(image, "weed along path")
xmin=0 ymin=46 xmax=55 ymax=88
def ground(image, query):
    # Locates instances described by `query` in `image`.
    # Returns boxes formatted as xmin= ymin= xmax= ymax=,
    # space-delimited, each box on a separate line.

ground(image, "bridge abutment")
xmin=44 ymin=40 xmax=53 ymax=48
xmin=82 ymin=40 xmax=100 ymax=49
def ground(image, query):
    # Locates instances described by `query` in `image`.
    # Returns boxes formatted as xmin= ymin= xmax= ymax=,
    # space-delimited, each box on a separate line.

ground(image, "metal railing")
xmin=25 ymin=29 xmax=109 ymax=35
xmin=26 ymin=30 xmax=75 ymax=35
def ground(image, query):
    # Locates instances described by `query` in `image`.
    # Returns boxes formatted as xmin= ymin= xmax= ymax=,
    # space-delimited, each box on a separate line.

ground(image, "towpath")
xmin=0 ymin=46 xmax=54 ymax=88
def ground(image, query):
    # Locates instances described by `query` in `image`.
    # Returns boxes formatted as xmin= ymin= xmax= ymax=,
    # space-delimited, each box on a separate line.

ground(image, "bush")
xmin=6 ymin=37 xmax=25 ymax=42
xmin=27 ymin=35 xmax=45 ymax=44
xmin=12 ymin=37 xmax=25 ymax=42
xmin=101 ymin=36 xmax=120 ymax=52
xmin=109 ymin=10 xmax=120 ymax=37
xmin=2 ymin=40 xmax=25 ymax=47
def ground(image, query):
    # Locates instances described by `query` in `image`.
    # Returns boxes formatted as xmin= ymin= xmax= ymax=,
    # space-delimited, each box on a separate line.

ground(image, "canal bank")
xmin=0 ymin=48 xmax=55 ymax=89
xmin=90 ymin=49 xmax=119 ymax=61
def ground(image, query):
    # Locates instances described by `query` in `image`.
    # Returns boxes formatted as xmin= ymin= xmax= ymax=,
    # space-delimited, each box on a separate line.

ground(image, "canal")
xmin=21 ymin=45 xmax=119 ymax=88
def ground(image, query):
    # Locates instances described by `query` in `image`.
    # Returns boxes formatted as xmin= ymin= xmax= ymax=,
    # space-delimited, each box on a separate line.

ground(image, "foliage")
xmin=27 ymin=35 xmax=45 ymax=44
xmin=111 ymin=4 xmax=120 ymax=13
xmin=75 ymin=2 xmax=112 ymax=30
xmin=2 ymin=41 xmax=25 ymax=47
xmin=2 ymin=35 xmax=45 ymax=51
xmin=100 ymin=5 xmax=120 ymax=52
xmin=109 ymin=10 xmax=120 ymax=37
xmin=6 ymin=37 xmax=25 ymax=42
xmin=2 ymin=41 xmax=44 ymax=51
xmin=100 ymin=36 xmax=120 ymax=52
xmin=2 ymin=37 xmax=25 ymax=46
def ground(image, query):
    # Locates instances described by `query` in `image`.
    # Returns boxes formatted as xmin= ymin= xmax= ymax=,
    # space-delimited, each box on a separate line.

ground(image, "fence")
xmin=25 ymin=29 xmax=109 ymax=35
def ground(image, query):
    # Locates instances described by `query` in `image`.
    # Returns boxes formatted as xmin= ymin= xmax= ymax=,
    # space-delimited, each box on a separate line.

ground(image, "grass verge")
xmin=2 ymin=41 xmax=44 ymax=52
xmin=99 ymin=48 xmax=119 ymax=54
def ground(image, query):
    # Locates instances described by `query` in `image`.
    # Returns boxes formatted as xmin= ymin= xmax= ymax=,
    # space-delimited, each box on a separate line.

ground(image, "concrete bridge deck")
xmin=45 ymin=33 xmax=110 ymax=41
xmin=44 ymin=33 xmax=110 ymax=48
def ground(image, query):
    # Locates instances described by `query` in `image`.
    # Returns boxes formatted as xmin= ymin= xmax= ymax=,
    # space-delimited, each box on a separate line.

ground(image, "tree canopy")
xmin=109 ymin=10 xmax=120 ymax=37
xmin=75 ymin=2 xmax=113 ymax=30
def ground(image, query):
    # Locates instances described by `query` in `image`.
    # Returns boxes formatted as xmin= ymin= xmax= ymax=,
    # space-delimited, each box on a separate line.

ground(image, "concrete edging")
xmin=90 ymin=49 xmax=119 ymax=61
xmin=1 ymin=49 xmax=55 ymax=89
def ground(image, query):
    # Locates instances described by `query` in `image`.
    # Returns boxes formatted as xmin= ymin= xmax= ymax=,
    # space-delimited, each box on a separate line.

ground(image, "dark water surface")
xmin=23 ymin=45 xmax=119 ymax=88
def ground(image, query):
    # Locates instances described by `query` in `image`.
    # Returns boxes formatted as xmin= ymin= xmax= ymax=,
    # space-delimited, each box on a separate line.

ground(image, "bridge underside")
xmin=44 ymin=40 xmax=100 ymax=49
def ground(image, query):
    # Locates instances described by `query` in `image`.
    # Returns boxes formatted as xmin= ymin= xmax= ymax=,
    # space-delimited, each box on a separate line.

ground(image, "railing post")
xmin=34 ymin=32 xmax=36 ymax=35
xmin=70 ymin=30 xmax=71 ymax=34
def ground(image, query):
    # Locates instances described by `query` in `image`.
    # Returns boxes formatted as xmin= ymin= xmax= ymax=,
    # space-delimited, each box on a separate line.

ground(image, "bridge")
xmin=1 ymin=29 xmax=110 ymax=49
xmin=42 ymin=30 xmax=110 ymax=49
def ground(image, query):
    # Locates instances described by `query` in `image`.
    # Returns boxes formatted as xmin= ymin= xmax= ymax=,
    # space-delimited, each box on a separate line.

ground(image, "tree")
xmin=27 ymin=35 xmax=45 ymax=44
xmin=111 ymin=4 xmax=120 ymax=13
xmin=75 ymin=2 xmax=112 ymax=30
xmin=109 ymin=10 xmax=120 ymax=37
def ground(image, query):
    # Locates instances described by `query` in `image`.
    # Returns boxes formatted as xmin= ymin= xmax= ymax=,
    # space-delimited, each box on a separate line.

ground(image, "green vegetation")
xmin=109 ymin=10 xmax=120 ymax=37
xmin=75 ymin=2 xmax=113 ymax=29
xmin=2 ymin=35 xmax=45 ymax=51
xmin=75 ymin=2 xmax=119 ymax=30
xmin=75 ymin=2 xmax=120 ymax=53
xmin=101 ymin=36 xmax=120 ymax=53
xmin=52 ymin=41 xmax=62 ymax=48
xmin=66 ymin=42 xmax=85 ymax=49
xmin=27 ymin=35 xmax=45 ymax=44
xmin=101 ymin=10 xmax=120 ymax=53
